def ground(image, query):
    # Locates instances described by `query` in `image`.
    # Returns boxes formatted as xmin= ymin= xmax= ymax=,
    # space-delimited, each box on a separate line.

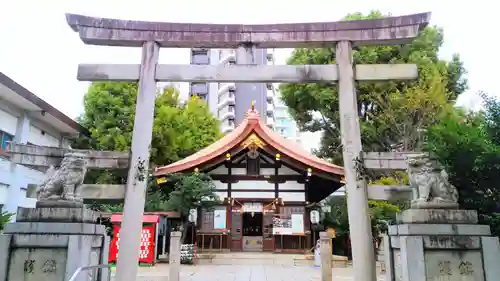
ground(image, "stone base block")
xmin=3 ymin=222 xmax=106 ymax=235
xmin=410 ymin=201 xmax=458 ymax=210
xmin=389 ymin=223 xmax=491 ymax=236
xmin=386 ymin=209 xmax=500 ymax=281
xmin=0 ymin=208 xmax=110 ymax=281
xmin=386 ymin=233 xmax=500 ymax=281
xmin=36 ymin=200 xmax=84 ymax=209
xmin=16 ymin=207 xmax=98 ymax=223
xmin=396 ymin=209 xmax=478 ymax=224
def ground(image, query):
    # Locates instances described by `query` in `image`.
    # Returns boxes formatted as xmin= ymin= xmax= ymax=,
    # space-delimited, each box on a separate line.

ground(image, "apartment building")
xmin=272 ymin=92 xmax=301 ymax=144
xmin=189 ymin=48 xmax=276 ymax=134
xmin=0 ymin=72 xmax=88 ymax=218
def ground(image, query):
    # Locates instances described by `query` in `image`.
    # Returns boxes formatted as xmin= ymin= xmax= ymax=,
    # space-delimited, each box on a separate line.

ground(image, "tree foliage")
xmin=73 ymin=82 xmax=222 ymax=212
xmin=148 ymin=172 xmax=219 ymax=241
xmin=0 ymin=211 xmax=14 ymax=232
xmin=321 ymin=196 xmax=400 ymax=238
xmin=280 ymin=11 xmax=467 ymax=164
xmin=425 ymin=94 xmax=500 ymax=235
xmin=153 ymin=173 xmax=219 ymax=217
xmin=75 ymin=82 xmax=222 ymax=166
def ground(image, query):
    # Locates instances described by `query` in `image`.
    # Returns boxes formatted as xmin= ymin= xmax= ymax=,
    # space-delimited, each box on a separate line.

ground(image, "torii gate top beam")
xmin=66 ymin=13 xmax=430 ymax=48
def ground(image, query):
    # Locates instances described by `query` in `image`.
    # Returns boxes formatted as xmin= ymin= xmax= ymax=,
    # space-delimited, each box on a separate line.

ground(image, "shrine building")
xmin=153 ymin=104 xmax=344 ymax=253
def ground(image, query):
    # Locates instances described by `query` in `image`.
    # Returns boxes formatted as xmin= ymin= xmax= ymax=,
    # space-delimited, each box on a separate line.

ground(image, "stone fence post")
xmin=169 ymin=231 xmax=181 ymax=281
xmin=320 ymin=231 xmax=332 ymax=281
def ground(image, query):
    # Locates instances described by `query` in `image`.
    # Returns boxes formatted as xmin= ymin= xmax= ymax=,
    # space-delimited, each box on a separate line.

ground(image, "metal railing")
xmin=68 ymin=264 xmax=111 ymax=281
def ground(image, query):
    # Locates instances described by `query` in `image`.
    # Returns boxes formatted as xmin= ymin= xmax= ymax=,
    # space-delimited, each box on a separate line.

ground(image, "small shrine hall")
xmin=153 ymin=104 xmax=344 ymax=253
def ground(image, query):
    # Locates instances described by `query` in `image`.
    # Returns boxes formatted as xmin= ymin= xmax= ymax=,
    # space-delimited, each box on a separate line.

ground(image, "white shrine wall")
xmin=210 ymin=179 xmax=305 ymax=201
xmin=208 ymin=165 xmax=300 ymax=176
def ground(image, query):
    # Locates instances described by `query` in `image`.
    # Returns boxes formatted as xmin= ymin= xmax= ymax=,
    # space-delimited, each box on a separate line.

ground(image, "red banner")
xmin=109 ymin=224 xmax=156 ymax=264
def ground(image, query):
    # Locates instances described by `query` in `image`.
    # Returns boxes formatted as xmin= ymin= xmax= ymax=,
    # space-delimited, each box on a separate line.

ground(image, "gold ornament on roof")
xmin=241 ymin=133 xmax=266 ymax=149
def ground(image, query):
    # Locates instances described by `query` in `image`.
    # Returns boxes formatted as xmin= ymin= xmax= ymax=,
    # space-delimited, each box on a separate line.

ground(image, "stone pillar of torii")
xmin=61 ymin=12 xmax=430 ymax=281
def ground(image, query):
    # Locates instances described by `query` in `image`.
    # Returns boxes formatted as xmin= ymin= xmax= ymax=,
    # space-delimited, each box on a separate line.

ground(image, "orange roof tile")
xmin=154 ymin=106 xmax=344 ymax=176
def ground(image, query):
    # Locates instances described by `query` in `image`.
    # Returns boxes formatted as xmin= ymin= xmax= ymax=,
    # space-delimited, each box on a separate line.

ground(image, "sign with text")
xmin=272 ymin=214 xmax=305 ymax=235
xmin=213 ymin=209 xmax=227 ymax=229
xmin=424 ymin=251 xmax=484 ymax=281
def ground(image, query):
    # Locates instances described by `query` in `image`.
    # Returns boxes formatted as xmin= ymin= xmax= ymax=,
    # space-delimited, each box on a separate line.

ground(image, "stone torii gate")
xmin=66 ymin=13 xmax=430 ymax=281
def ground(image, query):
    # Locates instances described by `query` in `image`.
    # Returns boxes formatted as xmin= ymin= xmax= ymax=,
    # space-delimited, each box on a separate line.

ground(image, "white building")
xmin=189 ymin=48 xmax=277 ymax=134
xmin=0 ymin=72 xmax=88 ymax=218
xmin=272 ymin=91 xmax=301 ymax=144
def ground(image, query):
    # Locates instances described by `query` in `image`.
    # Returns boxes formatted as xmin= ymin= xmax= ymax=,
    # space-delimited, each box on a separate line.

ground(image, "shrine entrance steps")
xmin=196 ymin=252 xmax=350 ymax=267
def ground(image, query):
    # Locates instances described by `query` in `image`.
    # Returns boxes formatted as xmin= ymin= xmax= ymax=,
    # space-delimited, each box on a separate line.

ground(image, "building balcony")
xmin=266 ymin=89 xmax=274 ymax=102
xmin=221 ymin=125 xmax=235 ymax=134
xmin=266 ymin=53 xmax=275 ymax=64
xmin=266 ymin=103 xmax=274 ymax=113
xmin=219 ymin=52 xmax=236 ymax=65
xmin=217 ymin=95 xmax=236 ymax=109
xmin=219 ymin=110 xmax=235 ymax=121
xmin=218 ymin=83 xmax=236 ymax=96
xmin=266 ymin=117 xmax=275 ymax=128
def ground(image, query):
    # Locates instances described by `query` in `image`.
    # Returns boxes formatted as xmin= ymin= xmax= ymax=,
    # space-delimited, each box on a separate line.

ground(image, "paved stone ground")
xmin=110 ymin=264 xmax=386 ymax=281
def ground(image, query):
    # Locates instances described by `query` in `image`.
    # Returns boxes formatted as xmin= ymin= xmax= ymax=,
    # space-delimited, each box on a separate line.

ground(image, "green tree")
xmin=74 ymin=82 xmax=222 ymax=211
xmin=320 ymin=195 xmax=400 ymax=256
xmin=280 ymin=11 xmax=467 ymax=164
xmin=0 ymin=211 xmax=14 ymax=232
xmin=76 ymin=82 xmax=221 ymax=166
xmin=150 ymin=172 xmax=219 ymax=242
xmin=425 ymin=94 xmax=500 ymax=235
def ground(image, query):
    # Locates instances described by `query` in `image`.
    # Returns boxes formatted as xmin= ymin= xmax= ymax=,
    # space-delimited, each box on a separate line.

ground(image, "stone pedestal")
xmin=0 ymin=207 xmax=110 ymax=281
xmin=385 ymin=209 xmax=500 ymax=281
xmin=319 ymin=231 xmax=332 ymax=281
xmin=169 ymin=232 xmax=181 ymax=281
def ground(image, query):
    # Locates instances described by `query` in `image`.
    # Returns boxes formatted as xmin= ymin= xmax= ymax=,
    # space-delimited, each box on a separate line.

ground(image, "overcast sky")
xmin=0 ymin=0 xmax=496 ymax=150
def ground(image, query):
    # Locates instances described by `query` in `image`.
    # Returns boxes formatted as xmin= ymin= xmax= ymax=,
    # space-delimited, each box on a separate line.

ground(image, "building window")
xmin=266 ymin=84 xmax=273 ymax=90
xmin=191 ymin=49 xmax=209 ymax=65
xmin=191 ymin=82 xmax=208 ymax=94
xmin=228 ymin=119 xmax=235 ymax=127
xmin=228 ymin=105 xmax=235 ymax=112
xmin=192 ymin=49 xmax=208 ymax=55
xmin=0 ymin=130 xmax=13 ymax=151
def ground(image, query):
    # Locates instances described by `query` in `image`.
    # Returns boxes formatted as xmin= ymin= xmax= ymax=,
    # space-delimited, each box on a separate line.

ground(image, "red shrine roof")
xmin=154 ymin=104 xmax=344 ymax=176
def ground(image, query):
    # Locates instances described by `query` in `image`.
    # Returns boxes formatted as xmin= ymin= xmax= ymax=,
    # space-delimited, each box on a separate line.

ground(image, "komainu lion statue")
xmin=407 ymin=154 xmax=459 ymax=209
xmin=36 ymin=152 xmax=88 ymax=203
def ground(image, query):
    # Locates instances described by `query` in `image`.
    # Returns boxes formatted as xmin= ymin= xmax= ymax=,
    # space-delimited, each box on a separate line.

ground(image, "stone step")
xmin=195 ymin=252 xmax=350 ymax=267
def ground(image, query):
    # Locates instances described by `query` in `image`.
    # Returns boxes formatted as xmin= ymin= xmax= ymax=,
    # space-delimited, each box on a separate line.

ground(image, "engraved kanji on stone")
xmin=24 ymin=260 xmax=35 ymax=274
xmin=41 ymin=259 xmax=57 ymax=273
xmin=438 ymin=261 xmax=452 ymax=276
xmin=459 ymin=261 xmax=474 ymax=276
